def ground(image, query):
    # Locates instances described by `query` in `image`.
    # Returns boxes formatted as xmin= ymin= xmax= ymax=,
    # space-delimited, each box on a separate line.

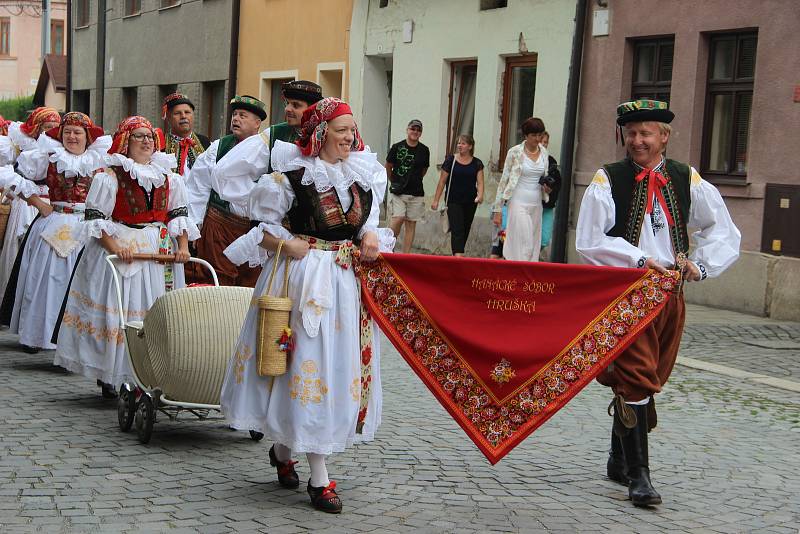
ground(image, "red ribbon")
xmin=635 ymin=168 xmax=674 ymax=226
xmin=177 ymin=137 xmax=196 ymax=175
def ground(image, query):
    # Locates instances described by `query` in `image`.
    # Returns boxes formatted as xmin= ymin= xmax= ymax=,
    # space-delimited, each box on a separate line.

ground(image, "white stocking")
xmin=273 ymin=442 xmax=292 ymax=462
xmin=307 ymin=453 xmax=329 ymax=487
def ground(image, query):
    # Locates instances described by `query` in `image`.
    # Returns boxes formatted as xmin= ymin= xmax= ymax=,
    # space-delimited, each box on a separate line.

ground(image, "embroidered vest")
xmin=208 ymin=134 xmax=239 ymax=214
xmin=284 ymin=169 xmax=373 ymax=242
xmin=164 ymin=132 xmax=207 ymax=173
xmin=602 ymin=158 xmax=691 ymax=254
xmin=45 ymin=162 xmax=93 ymax=204
xmin=111 ymin=167 xmax=170 ymax=225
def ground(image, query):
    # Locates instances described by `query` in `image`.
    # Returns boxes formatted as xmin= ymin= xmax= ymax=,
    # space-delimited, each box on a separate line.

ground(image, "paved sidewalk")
xmin=0 ymin=304 xmax=798 ymax=533
xmin=682 ymin=304 xmax=800 ymax=383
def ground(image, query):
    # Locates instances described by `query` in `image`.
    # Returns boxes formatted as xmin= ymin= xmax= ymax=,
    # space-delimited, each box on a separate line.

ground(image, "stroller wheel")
xmin=249 ymin=430 xmax=264 ymax=441
xmin=117 ymin=385 xmax=136 ymax=432
xmin=135 ymin=396 xmax=155 ymax=444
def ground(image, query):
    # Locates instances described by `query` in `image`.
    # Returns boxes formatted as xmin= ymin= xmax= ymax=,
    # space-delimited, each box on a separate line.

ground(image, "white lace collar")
xmin=37 ymin=134 xmax=112 ymax=178
xmin=105 ymin=151 xmax=177 ymax=191
xmin=270 ymin=140 xmax=381 ymax=193
xmin=8 ymin=122 xmax=37 ymax=152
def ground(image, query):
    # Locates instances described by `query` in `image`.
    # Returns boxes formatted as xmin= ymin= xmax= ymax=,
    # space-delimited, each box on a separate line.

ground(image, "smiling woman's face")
xmin=319 ymin=114 xmax=356 ymax=163
xmin=62 ymin=125 xmax=87 ymax=155
xmin=127 ymin=127 xmax=155 ymax=164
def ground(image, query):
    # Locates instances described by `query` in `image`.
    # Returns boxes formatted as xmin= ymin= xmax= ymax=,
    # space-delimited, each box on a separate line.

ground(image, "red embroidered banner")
xmin=359 ymin=254 xmax=679 ymax=464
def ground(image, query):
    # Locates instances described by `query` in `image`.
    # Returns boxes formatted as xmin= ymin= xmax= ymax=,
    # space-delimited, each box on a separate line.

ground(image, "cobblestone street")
xmin=1 ymin=305 xmax=798 ymax=533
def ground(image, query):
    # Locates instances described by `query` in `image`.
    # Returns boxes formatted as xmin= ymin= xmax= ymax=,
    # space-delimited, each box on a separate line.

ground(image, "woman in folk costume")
xmin=0 ymin=108 xmax=62 ymax=297
xmin=54 ymin=116 xmax=199 ymax=397
xmin=0 ymin=115 xmax=17 ymax=163
xmin=216 ymin=98 xmax=394 ymax=513
xmin=0 ymin=113 xmax=110 ymax=352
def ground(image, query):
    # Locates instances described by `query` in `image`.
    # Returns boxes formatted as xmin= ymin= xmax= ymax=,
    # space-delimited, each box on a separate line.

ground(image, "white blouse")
xmin=81 ymin=152 xmax=200 ymax=242
xmin=575 ymin=163 xmax=741 ymax=279
xmin=511 ymin=153 xmax=546 ymax=205
xmin=221 ymin=141 xmax=395 ymax=267
xmin=0 ymin=122 xmax=23 ymax=166
xmin=11 ymin=134 xmax=112 ymax=199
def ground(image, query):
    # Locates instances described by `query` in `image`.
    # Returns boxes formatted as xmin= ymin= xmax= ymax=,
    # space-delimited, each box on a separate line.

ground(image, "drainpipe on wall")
xmin=95 ymin=0 xmax=106 ymax=124
xmin=226 ymin=0 xmax=240 ymax=128
xmin=551 ymin=0 xmax=588 ymax=263
xmin=66 ymin=0 xmax=72 ymax=110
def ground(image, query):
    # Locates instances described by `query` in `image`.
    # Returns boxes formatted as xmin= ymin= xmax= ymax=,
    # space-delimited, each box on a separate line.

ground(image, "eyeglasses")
xmin=130 ymin=133 xmax=154 ymax=142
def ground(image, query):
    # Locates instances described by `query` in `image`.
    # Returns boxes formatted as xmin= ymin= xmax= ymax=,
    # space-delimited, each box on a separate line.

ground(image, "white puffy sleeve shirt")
xmin=575 ymin=167 xmax=740 ymax=279
xmin=223 ymin=142 xmax=395 ymax=267
xmin=210 ymin=130 xmax=271 ymax=203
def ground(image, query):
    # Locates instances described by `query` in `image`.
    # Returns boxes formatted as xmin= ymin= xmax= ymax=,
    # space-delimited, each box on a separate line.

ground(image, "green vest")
xmin=267 ymin=122 xmax=299 ymax=173
xmin=602 ymin=158 xmax=691 ymax=255
xmin=208 ymin=134 xmax=239 ymax=213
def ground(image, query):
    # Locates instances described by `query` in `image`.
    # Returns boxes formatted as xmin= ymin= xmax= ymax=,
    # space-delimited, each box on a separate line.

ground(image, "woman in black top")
xmin=431 ymin=134 xmax=484 ymax=256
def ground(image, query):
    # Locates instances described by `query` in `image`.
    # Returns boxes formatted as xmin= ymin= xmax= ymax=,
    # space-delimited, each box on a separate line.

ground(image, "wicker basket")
xmin=0 ymin=202 xmax=11 ymax=246
xmin=139 ymin=285 xmax=253 ymax=404
xmin=256 ymin=240 xmax=293 ymax=377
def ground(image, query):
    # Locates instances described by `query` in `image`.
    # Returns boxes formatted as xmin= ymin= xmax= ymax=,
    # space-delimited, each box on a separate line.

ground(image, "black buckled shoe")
xmin=98 ymin=380 xmax=118 ymax=399
xmin=307 ymin=480 xmax=342 ymax=514
xmin=269 ymin=445 xmax=299 ymax=489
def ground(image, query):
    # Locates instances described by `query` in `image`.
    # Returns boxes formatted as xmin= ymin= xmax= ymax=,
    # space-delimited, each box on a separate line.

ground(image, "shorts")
xmin=389 ymin=193 xmax=425 ymax=222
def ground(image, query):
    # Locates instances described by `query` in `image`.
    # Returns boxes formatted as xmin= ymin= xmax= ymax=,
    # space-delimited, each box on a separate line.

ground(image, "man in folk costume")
xmin=575 ymin=99 xmax=741 ymax=507
xmin=212 ymin=81 xmax=322 ymax=185
xmin=185 ymin=95 xmax=266 ymax=286
xmin=162 ymin=92 xmax=210 ymax=175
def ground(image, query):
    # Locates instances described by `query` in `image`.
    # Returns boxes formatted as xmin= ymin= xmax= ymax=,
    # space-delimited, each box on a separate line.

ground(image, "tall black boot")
xmin=607 ymin=430 xmax=628 ymax=485
xmin=620 ymin=403 xmax=662 ymax=507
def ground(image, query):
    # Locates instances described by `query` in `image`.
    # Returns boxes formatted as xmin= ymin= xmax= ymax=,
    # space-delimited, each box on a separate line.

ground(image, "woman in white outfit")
xmin=216 ymin=98 xmax=394 ymax=514
xmin=0 ymin=112 xmax=110 ymax=352
xmin=54 ymin=116 xmax=198 ymax=397
xmin=0 ymin=108 xmax=62 ymax=298
xmin=492 ymin=117 xmax=558 ymax=262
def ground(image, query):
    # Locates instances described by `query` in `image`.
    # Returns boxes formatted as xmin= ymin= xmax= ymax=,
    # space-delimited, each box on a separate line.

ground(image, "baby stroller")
xmin=106 ymin=253 xmax=262 ymax=444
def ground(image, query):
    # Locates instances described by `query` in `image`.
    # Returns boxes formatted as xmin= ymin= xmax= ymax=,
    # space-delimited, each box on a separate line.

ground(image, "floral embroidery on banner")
xmin=490 ymin=359 xmax=515 ymax=385
xmin=290 ymin=360 xmax=329 ymax=406
xmin=234 ymin=345 xmax=253 ymax=384
xmin=350 ymin=377 xmax=360 ymax=402
xmin=359 ymin=260 xmax=679 ymax=449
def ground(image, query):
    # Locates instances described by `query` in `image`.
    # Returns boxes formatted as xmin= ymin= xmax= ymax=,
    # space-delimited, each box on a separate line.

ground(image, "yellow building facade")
xmin=236 ymin=0 xmax=354 ymax=124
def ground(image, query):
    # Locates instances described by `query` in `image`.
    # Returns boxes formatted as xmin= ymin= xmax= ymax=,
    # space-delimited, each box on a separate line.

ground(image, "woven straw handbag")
xmin=257 ymin=240 xmax=293 ymax=377
xmin=0 ymin=202 xmax=11 ymax=245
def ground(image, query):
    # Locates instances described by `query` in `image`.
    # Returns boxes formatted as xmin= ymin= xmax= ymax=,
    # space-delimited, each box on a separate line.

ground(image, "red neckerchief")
xmin=634 ymin=166 xmax=674 ymax=226
xmin=176 ymin=135 xmax=196 ymax=175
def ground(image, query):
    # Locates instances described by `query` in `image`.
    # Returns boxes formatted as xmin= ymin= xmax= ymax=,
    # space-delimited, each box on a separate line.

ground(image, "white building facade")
xmin=349 ymin=0 xmax=578 ymax=254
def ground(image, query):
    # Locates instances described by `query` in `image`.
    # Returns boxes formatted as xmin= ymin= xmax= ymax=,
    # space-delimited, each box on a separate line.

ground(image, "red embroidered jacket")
xmin=45 ymin=163 xmax=93 ymax=204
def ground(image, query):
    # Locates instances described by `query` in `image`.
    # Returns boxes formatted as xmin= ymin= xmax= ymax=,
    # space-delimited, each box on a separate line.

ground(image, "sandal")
xmin=307 ymin=480 xmax=342 ymax=514
xmin=269 ymin=445 xmax=299 ymax=489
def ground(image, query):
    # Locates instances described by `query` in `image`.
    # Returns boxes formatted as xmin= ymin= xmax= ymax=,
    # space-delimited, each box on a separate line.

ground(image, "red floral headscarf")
xmin=108 ymin=115 xmax=165 ymax=155
xmin=0 ymin=115 xmax=10 ymax=136
xmin=20 ymin=107 xmax=61 ymax=138
xmin=45 ymin=112 xmax=105 ymax=146
xmin=295 ymin=97 xmax=364 ymax=157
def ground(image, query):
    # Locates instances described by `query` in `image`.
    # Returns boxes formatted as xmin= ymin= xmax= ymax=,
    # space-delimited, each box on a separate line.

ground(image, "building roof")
xmin=33 ymin=55 xmax=67 ymax=106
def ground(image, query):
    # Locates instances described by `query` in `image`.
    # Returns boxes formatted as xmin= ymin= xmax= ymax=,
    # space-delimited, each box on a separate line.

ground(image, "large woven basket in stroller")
xmin=106 ymin=254 xmax=258 ymax=444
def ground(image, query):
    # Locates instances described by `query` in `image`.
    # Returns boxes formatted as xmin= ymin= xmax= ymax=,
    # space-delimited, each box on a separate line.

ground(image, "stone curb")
xmin=677 ymin=356 xmax=800 ymax=393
